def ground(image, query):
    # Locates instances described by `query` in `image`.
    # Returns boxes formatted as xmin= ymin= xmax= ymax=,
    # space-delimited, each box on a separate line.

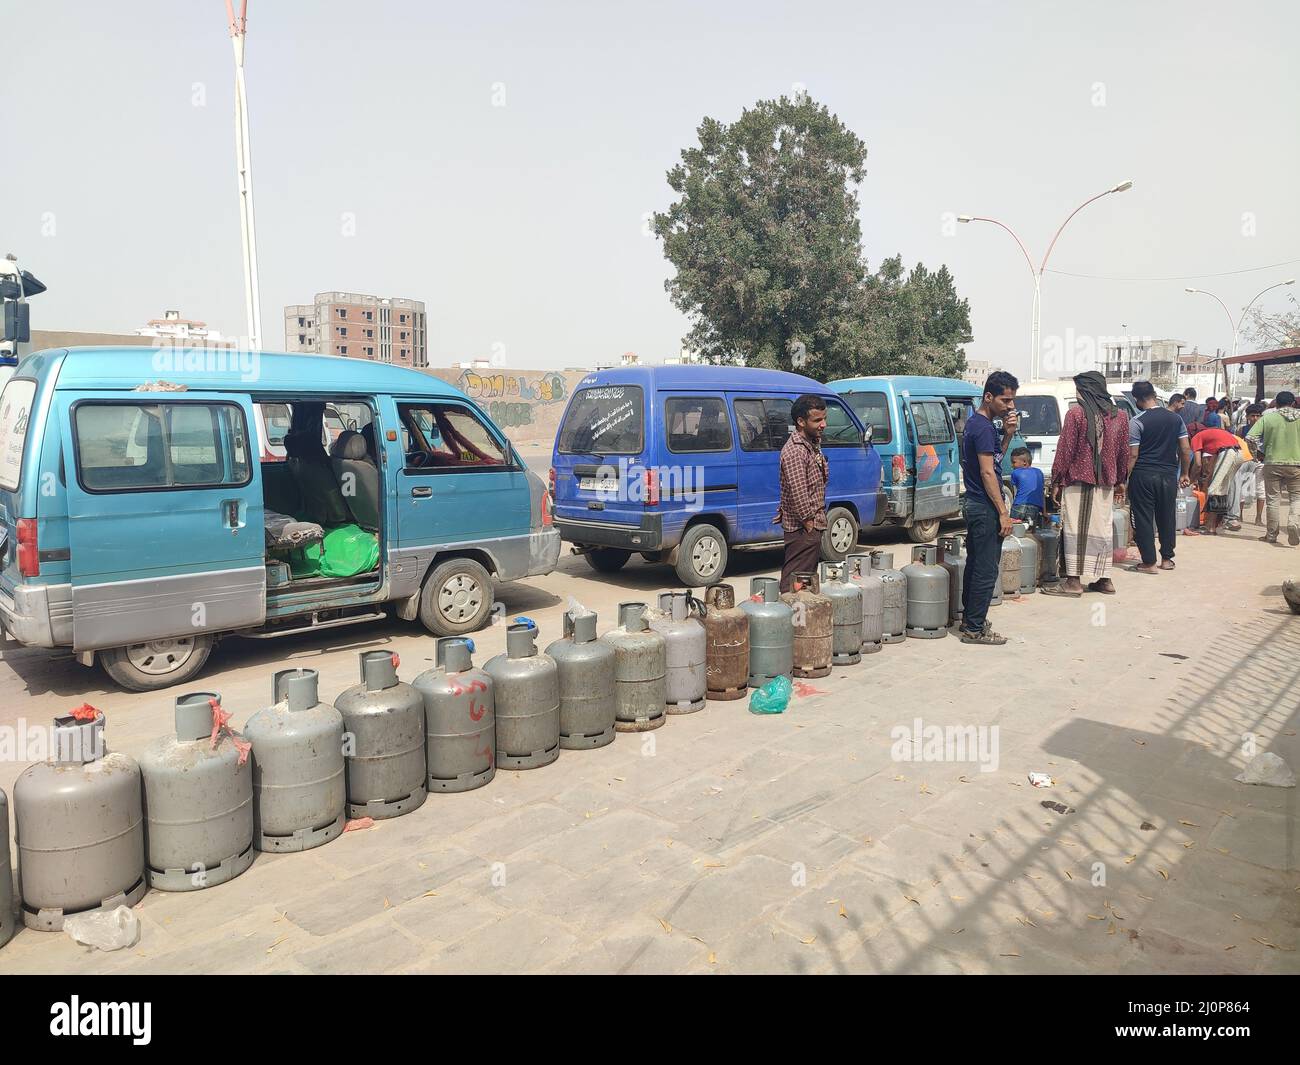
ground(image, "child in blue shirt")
xmin=1009 ymin=447 xmax=1045 ymax=526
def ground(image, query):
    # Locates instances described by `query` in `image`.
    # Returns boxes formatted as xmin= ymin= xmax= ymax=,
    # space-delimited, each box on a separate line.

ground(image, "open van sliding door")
xmin=58 ymin=392 xmax=266 ymax=652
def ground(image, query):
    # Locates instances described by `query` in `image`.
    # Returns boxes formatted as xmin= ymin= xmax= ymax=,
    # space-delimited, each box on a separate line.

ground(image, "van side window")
xmin=844 ymin=392 xmax=891 ymax=444
xmin=665 ymin=396 xmax=732 ymax=453
xmin=910 ymin=401 xmax=954 ymax=446
xmin=734 ymin=398 xmax=792 ymax=451
xmin=73 ymin=402 xmax=250 ymax=492
xmin=399 ymin=403 xmax=509 ymax=470
xmin=821 ymin=399 xmax=861 ymax=448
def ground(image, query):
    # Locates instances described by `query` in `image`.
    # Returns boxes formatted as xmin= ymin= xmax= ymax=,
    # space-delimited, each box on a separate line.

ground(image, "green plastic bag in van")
xmin=317 ymin=524 xmax=380 ymax=578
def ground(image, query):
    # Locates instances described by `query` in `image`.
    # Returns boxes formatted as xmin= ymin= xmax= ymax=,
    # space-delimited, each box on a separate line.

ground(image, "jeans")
xmin=1128 ymin=465 xmax=1176 ymax=565
xmin=1010 ymin=503 xmax=1043 ymax=527
xmin=1264 ymin=465 xmax=1300 ymax=538
xmin=961 ymin=496 xmax=1001 ymax=634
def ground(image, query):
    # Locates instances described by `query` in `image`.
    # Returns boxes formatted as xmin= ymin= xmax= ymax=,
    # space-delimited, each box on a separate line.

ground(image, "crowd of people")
xmin=774 ymin=372 xmax=1300 ymax=646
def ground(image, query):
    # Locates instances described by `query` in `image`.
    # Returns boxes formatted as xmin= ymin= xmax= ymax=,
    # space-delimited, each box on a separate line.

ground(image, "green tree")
xmin=654 ymin=93 xmax=971 ymax=381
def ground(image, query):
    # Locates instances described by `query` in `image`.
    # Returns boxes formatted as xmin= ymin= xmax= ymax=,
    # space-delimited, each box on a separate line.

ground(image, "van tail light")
xmin=547 ymin=466 xmax=556 ymax=500
xmin=643 ymin=468 xmax=659 ymax=506
xmin=541 ymin=488 xmax=553 ymax=526
xmin=891 ymin=455 xmax=906 ymax=485
xmin=17 ymin=519 xmax=39 ymax=577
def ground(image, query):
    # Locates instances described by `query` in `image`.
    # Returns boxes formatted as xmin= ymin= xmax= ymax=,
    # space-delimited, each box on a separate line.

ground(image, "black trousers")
xmin=1129 ymin=465 xmax=1177 ymax=565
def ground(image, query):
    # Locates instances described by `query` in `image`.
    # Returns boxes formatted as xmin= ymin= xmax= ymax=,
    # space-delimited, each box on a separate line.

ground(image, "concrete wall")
xmin=425 ymin=366 xmax=587 ymax=446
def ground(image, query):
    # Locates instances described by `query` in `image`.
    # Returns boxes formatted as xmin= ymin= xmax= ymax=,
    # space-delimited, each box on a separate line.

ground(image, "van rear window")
xmin=0 ymin=378 xmax=36 ymax=492
xmin=557 ymin=386 xmax=644 ymax=455
xmin=1017 ymin=396 xmax=1061 ymax=437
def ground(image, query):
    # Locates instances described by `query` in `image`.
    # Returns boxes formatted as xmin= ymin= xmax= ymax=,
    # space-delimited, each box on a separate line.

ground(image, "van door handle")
xmin=411 ymin=486 xmax=432 ymax=498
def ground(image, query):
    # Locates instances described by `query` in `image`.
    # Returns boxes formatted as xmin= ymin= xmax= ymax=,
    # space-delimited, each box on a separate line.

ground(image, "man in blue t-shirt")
xmin=1127 ymin=379 xmax=1191 ymax=572
xmin=1009 ymin=446 xmax=1045 ymax=526
xmin=959 ymin=370 xmax=1019 ymax=645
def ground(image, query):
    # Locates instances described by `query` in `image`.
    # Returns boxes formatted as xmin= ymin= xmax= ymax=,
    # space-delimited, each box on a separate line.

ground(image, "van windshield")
xmin=1017 ymin=395 xmax=1062 ymax=436
xmin=557 ymin=386 xmax=644 ymax=455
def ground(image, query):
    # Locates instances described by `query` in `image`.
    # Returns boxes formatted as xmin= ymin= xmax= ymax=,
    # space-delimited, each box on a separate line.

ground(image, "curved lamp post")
xmin=1185 ymin=278 xmax=1295 ymax=397
xmin=959 ymin=180 xmax=1132 ymax=382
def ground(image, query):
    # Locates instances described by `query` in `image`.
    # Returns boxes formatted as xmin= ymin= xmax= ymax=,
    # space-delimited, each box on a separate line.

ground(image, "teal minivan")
xmin=829 ymin=375 xmax=1025 ymax=542
xmin=0 ymin=347 xmax=559 ymax=691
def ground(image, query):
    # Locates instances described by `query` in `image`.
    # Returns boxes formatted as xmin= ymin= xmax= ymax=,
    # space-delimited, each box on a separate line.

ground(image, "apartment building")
xmin=283 ymin=292 xmax=427 ymax=367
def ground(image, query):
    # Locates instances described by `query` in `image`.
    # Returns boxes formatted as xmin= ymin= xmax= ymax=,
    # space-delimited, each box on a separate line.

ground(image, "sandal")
xmin=1159 ymin=559 xmax=1175 ymax=570
xmin=959 ymin=627 xmax=1007 ymax=646
xmin=1086 ymin=581 xmax=1116 ymax=595
xmin=1040 ymin=585 xmax=1082 ymax=598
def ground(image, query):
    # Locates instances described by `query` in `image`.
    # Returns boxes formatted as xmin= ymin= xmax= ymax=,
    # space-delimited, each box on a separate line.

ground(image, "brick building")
xmin=284 ymin=292 xmax=427 ymax=367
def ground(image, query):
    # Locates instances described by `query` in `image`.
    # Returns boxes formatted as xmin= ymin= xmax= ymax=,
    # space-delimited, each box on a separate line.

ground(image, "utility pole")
xmin=226 ymin=0 xmax=262 ymax=348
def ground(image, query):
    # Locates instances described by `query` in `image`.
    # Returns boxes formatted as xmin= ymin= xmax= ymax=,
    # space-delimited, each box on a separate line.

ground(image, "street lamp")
xmin=959 ymin=180 xmax=1133 ymax=382
xmin=1185 ymin=279 xmax=1296 ymax=396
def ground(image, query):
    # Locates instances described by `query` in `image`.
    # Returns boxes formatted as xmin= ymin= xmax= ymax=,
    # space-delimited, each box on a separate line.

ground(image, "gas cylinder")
xmin=902 ymin=545 xmax=950 ymax=638
xmin=546 ymin=611 xmax=617 ymax=748
xmin=1033 ymin=519 xmax=1060 ymax=584
xmin=1112 ymin=506 xmax=1130 ymax=563
xmin=485 ymin=623 xmax=561 ymax=769
xmin=139 ymin=692 xmax=255 ymax=891
xmin=413 ymin=638 xmax=495 ymax=792
xmin=600 ymin=602 xmax=668 ymax=731
xmin=781 ymin=571 xmax=833 ymax=679
xmin=1013 ymin=522 xmax=1038 ymax=595
xmin=868 ymin=550 xmax=907 ymax=642
xmin=649 ymin=591 xmax=707 ymax=713
xmin=245 ymin=668 xmax=346 ymax=853
xmin=14 ymin=711 xmax=146 ymax=931
xmin=702 ymin=584 xmax=749 ymax=701
xmin=846 ymin=553 xmax=884 ymax=654
xmin=334 ymin=651 xmax=428 ymax=819
xmin=818 ymin=561 xmax=863 ymax=665
xmin=936 ymin=535 xmax=965 ymax=625
xmin=739 ymin=577 xmax=794 ymax=686
xmin=1 ymin=787 xmax=14 ymax=947
xmin=999 ymin=529 xmax=1023 ymax=599
xmin=1175 ymin=487 xmax=1193 ymax=532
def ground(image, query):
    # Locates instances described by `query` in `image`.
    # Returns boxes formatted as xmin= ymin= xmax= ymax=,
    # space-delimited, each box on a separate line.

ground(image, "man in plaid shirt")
xmin=775 ymin=394 xmax=829 ymax=591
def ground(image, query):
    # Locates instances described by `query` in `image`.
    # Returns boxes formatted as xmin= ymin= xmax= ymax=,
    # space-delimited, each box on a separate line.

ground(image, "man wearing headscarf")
xmin=1044 ymin=371 xmax=1131 ymax=596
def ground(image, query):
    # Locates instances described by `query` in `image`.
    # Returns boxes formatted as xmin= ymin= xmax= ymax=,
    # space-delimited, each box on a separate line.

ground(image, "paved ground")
xmin=1 ymin=522 xmax=1297 ymax=974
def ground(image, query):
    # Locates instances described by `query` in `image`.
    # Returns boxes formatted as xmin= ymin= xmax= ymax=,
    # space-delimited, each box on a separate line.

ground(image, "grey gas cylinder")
xmin=781 ymin=571 xmax=833 ymax=679
xmin=702 ymin=584 xmax=750 ymax=701
xmin=868 ymin=549 xmax=907 ymax=643
xmin=649 ymin=591 xmax=707 ymax=713
xmin=936 ymin=535 xmax=966 ymax=625
xmin=999 ymin=529 xmax=1022 ymax=599
xmin=139 ymin=692 xmax=255 ymax=892
xmin=739 ymin=577 xmax=794 ymax=687
xmin=600 ymin=602 xmax=668 ymax=731
xmin=1033 ymin=520 xmax=1060 ymax=584
xmin=15 ymin=712 xmax=146 ymax=931
xmin=546 ymin=611 xmax=617 ymax=749
xmin=485 ymin=623 xmax=561 ymax=769
xmin=245 ymin=669 xmax=346 ymax=853
xmin=902 ymin=545 xmax=950 ymax=639
xmin=818 ymin=561 xmax=863 ymax=665
xmin=334 ymin=651 xmax=428 ymax=819
xmin=847 ymin=553 xmax=884 ymax=654
xmin=413 ymin=638 xmax=496 ymax=793
xmin=1 ymin=787 xmax=13 ymax=948
xmin=1012 ymin=522 xmax=1038 ymax=595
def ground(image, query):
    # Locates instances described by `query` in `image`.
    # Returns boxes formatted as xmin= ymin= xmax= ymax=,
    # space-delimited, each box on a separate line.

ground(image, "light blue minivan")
xmin=0 ymin=347 xmax=559 ymax=691
xmin=829 ymin=375 xmax=1025 ymax=542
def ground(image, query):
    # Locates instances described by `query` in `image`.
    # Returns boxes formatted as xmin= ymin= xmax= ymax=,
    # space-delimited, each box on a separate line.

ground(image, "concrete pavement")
xmin=0 ymin=523 xmax=1297 ymax=974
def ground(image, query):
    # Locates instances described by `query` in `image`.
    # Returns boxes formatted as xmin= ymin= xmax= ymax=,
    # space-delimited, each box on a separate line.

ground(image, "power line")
xmin=1044 ymin=258 xmax=1300 ymax=282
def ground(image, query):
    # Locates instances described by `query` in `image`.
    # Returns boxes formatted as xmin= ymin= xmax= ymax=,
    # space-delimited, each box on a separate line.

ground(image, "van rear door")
xmin=1016 ymin=395 xmax=1062 ymax=473
xmin=58 ymin=392 xmax=266 ymax=651
xmin=903 ymin=397 xmax=959 ymax=520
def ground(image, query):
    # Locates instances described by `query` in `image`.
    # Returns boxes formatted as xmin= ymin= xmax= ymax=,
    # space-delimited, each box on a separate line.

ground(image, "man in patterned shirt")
xmin=775 ymin=394 xmax=829 ymax=592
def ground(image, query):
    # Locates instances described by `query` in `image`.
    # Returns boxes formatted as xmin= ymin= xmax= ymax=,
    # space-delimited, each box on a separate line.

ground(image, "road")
xmin=0 ymin=525 xmax=1296 ymax=973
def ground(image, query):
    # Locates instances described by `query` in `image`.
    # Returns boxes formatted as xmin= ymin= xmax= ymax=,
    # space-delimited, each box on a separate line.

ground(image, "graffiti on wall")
xmin=457 ymin=372 xmax=568 ymax=405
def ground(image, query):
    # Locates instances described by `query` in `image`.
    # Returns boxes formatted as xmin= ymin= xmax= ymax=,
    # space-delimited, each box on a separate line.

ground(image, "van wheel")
xmin=419 ymin=558 xmax=494 ymax=636
xmin=821 ymin=507 xmax=860 ymax=561
xmin=100 ymin=635 xmax=214 ymax=693
xmin=907 ymin=518 xmax=941 ymax=543
xmin=675 ymin=524 xmax=728 ymax=586
xmin=583 ymin=548 xmax=631 ymax=574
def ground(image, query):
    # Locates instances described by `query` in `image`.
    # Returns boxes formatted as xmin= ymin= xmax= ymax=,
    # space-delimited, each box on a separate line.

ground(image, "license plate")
xmin=579 ymin=477 xmax=619 ymax=492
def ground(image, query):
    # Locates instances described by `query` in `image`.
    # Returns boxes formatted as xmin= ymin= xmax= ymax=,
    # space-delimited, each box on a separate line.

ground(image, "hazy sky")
xmin=4 ymin=0 xmax=1297 ymax=379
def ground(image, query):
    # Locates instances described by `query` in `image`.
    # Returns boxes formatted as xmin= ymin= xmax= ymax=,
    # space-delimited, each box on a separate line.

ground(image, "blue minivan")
xmin=550 ymin=366 xmax=883 ymax=586
xmin=0 ymin=347 xmax=559 ymax=691
xmin=829 ymin=375 xmax=1025 ymax=542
